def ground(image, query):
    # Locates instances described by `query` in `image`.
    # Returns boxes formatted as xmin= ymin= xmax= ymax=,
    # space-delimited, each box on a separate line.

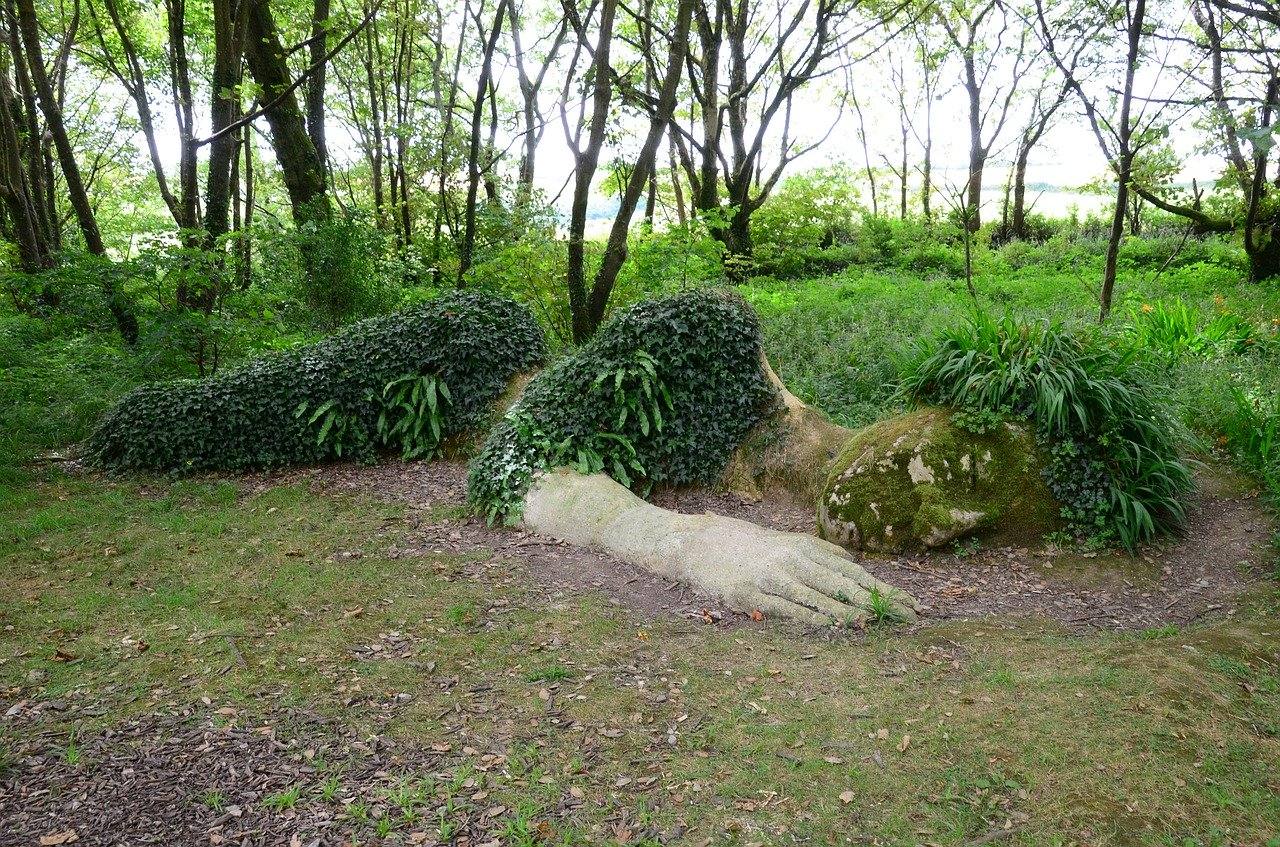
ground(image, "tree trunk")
xmin=457 ymin=0 xmax=508 ymax=283
xmin=1011 ymin=143 xmax=1030 ymax=238
xmin=244 ymin=0 xmax=329 ymax=223
xmin=565 ymin=0 xmax=617 ymax=343
xmin=1247 ymin=220 xmax=1280 ymax=281
xmin=13 ymin=0 xmax=137 ymax=342
xmin=0 ymin=68 xmax=53 ymax=275
xmin=583 ymin=0 xmax=693 ymax=331
xmin=205 ymin=0 xmax=246 ymax=243
xmin=1101 ymin=159 xmax=1130 ymax=322
xmin=307 ymin=0 xmax=331 ymax=175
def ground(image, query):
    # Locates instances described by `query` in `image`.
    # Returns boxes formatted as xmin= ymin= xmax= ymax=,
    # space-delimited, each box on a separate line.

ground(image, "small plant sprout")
xmin=318 ymin=775 xmax=341 ymax=801
xmin=263 ymin=785 xmax=302 ymax=811
xmin=866 ymin=587 xmax=907 ymax=627
xmin=203 ymin=789 xmax=226 ymax=812
xmin=62 ymin=735 xmax=81 ymax=766
xmin=524 ymin=664 xmax=574 ymax=683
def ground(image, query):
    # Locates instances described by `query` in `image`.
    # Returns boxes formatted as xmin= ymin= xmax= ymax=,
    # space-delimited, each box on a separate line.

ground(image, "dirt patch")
xmin=244 ymin=461 xmax=748 ymax=629
xmin=0 ymin=703 xmax=648 ymax=847
xmin=245 ymin=458 xmax=1274 ymax=634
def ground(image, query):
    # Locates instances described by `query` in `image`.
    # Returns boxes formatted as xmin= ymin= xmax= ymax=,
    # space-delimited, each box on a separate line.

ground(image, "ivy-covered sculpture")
xmin=467 ymin=289 xmax=919 ymax=624
xmin=86 ymin=292 xmax=547 ymax=472
xmin=84 ymin=288 xmax=923 ymax=625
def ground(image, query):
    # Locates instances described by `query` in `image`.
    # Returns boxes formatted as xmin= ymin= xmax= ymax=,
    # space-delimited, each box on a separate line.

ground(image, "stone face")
xmin=818 ymin=408 xmax=1059 ymax=552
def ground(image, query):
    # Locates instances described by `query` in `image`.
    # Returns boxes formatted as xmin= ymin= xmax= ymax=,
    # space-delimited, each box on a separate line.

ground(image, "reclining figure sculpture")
xmin=88 ymin=289 xmax=919 ymax=626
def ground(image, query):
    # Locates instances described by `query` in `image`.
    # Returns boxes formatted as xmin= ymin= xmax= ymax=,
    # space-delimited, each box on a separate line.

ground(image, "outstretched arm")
xmin=522 ymin=470 xmax=919 ymax=626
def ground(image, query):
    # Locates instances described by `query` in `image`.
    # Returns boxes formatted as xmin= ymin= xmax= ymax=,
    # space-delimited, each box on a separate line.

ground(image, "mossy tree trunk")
xmin=244 ymin=0 xmax=330 ymax=225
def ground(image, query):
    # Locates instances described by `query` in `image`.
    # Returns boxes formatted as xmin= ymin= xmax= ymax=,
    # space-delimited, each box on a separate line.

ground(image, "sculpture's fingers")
xmin=775 ymin=581 xmax=866 ymax=626
xmin=807 ymin=547 xmax=922 ymax=614
xmin=747 ymin=591 xmax=834 ymax=628
xmin=794 ymin=554 xmax=921 ymax=621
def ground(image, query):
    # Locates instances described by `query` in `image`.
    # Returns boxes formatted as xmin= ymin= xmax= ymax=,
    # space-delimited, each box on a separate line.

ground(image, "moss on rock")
xmin=818 ymin=407 xmax=1059 ymax=552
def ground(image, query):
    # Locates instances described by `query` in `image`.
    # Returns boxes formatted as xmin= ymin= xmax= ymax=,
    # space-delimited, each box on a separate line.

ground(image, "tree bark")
xmin=564 ymin=0 xmax=617 ymax=343
xmin=205 ymin=0 xmax=248 ymax=243
xmin=307 ymin=0 xmax=331 ymax=175
xmin=244 ymin=0 xmax=330 ymax=222
xmin=457 ymin=0 xmax=508 ymax=283
xmin=584 ymin=0 xmax=694 ymax=332
xmin=13 ymin=0 xmax=136 ymax=341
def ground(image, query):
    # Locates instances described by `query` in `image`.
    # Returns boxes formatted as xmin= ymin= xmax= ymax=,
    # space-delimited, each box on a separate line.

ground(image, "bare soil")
xmin=251 ymin=457 xmax=1276 ymax=634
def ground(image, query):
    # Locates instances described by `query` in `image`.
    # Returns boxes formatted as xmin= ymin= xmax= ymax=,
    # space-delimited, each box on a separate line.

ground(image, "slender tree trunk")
xmin=166 ymin=0 xmax=199 ymax=231
xmin=1100 ymin=0 xmax=1145 ymax=322
xmin=432 ymin=1 xmax=467 ymax=283
xmin=584 ymin=0 xmax=693 ymax=332
xmin=1011 ymin=144 xmax=1031 ymax=238
xmin=243 ymin=0 xmax=330 ymax=222
xmin=1101 ymin=156 xmax=1131 ymax=321
xmin=565 ymin=0 xmax=617 ymax=342
xmin=851 ymin=87 xmax=877 ymax=217
xmin=205 ymin=0 xmax=246 ymax=243
xmin=307 ymin=0 xmax=331 ymax=174
xmin=458 ymin=0 xmax=509 ymax=283
xmin=0 ymin=66 xmax=53 ymax=274
xmin=13 ymin=0 xmax=137 ymax=342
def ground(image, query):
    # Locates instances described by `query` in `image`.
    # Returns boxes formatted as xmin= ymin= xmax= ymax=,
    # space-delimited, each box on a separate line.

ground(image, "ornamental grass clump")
xmin=86 ymin=292 xmax=546 ymax=473
xmin=898 ymin=311 xmax=1192 ymax=550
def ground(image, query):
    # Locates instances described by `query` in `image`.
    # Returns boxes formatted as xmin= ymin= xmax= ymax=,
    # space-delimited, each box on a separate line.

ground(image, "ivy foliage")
xmin=898 ymin=311 xmax=1192 ymax=550
xmin=85 ymin=292 xmax=547 ymax=472
xmin=468 ymin=290 xmax=781 ymax=523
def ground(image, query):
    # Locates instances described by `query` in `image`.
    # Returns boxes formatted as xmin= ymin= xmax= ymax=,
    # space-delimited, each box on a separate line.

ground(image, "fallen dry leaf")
xmin=750 ymin=609 xmax=765 ymax=622
xmin=897 ymin=734 xmax=912 ymax=753
xmin=40 ymin=832 xmax=78 ymax=846
xmin=839 ymin=790 xmax=856 ymax=804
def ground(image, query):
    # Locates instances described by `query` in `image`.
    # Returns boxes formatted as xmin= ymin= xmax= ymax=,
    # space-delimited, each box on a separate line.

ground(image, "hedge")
xmin=86 ymin=292 xmax=547 ymax=472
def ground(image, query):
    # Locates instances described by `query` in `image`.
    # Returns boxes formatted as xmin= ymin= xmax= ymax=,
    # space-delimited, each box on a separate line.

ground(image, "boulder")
xmin=818 ymin=408 xmax=1059 ymax=552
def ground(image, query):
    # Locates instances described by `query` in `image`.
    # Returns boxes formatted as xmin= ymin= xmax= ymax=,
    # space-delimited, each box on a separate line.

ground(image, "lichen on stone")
xmin=818 ymin=407 xmax=1060 ymax=552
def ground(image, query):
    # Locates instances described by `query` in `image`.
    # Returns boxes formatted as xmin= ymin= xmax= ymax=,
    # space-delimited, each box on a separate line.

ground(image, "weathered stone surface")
xmin=524 ymin=469 xmax=919 ymax=625
xmin=818 ymin=408 xmax=1059 ymax=552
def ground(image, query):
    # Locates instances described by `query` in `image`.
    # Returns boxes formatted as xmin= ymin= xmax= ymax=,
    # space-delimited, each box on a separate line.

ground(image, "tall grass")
xmin=899 ymin=311 xmax=1193 ymax=550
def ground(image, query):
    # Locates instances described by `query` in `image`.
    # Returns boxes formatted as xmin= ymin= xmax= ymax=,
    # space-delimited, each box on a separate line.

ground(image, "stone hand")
xmin=522 ymin=470 xmax=919 ymax=626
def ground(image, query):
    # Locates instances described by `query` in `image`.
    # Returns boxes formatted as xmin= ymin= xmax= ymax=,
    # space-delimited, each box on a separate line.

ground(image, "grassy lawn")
xmin=4 ymin=472 xmax=1279 ymax=846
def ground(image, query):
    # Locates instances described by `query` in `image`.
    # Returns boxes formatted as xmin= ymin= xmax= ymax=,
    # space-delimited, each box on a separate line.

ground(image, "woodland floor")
xmin=2 ymin=460 xmax=1279 ymax=846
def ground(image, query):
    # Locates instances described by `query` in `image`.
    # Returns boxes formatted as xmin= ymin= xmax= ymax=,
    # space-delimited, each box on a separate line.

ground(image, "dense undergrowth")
xmin=3 ymin=198 xmax=1278 ymax=551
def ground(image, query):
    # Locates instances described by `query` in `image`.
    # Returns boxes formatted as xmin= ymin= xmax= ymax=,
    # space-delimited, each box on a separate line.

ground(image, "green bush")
xmin=898 ymin=311 xmax=1192 ymax=550
xmin=86 ymin=292 xmax=547 ymax=473
xmin=467 ymin=289 xmax=780 ymax=523
xmin=256 ymin=205 xmax=398 ymax=328
xmin=1125 ymin=298 xmax=1257 ymax=357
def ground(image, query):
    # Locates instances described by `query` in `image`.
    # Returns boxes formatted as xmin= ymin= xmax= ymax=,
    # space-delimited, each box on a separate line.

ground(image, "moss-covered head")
xmin=468 ymin=289 xmax=781 ymax=523
xmin=819 ymin=407 xmax=1060 ymax=552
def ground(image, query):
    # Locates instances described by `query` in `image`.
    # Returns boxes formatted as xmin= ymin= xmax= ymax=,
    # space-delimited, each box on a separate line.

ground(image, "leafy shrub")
xmin=0 ymin=313 xmax=155 ymax=488
xmin=899 ymin=312 xmax=1192 ymax=549
xmin=465 ymin=236 xmax=575 ymax=345
xmin=256 ymin=205 xmax=397 ymax=328
xmin=1118 ymin=234 xmax=1246 ymax=273
xmin=621 ymin=219 xmax=726 ymax=293
xmin=468 ymin=289 xmax=780 ymax=523
xmin=1126 ymin=299 xmax=1256 ymax=357
xmin=751 ymin=165 xmax=861 ymax=252
xmin=1220 ymin=387 xmax=1280 ymax=499
xmin=86 ymin=292 xmax=547 ymax=473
